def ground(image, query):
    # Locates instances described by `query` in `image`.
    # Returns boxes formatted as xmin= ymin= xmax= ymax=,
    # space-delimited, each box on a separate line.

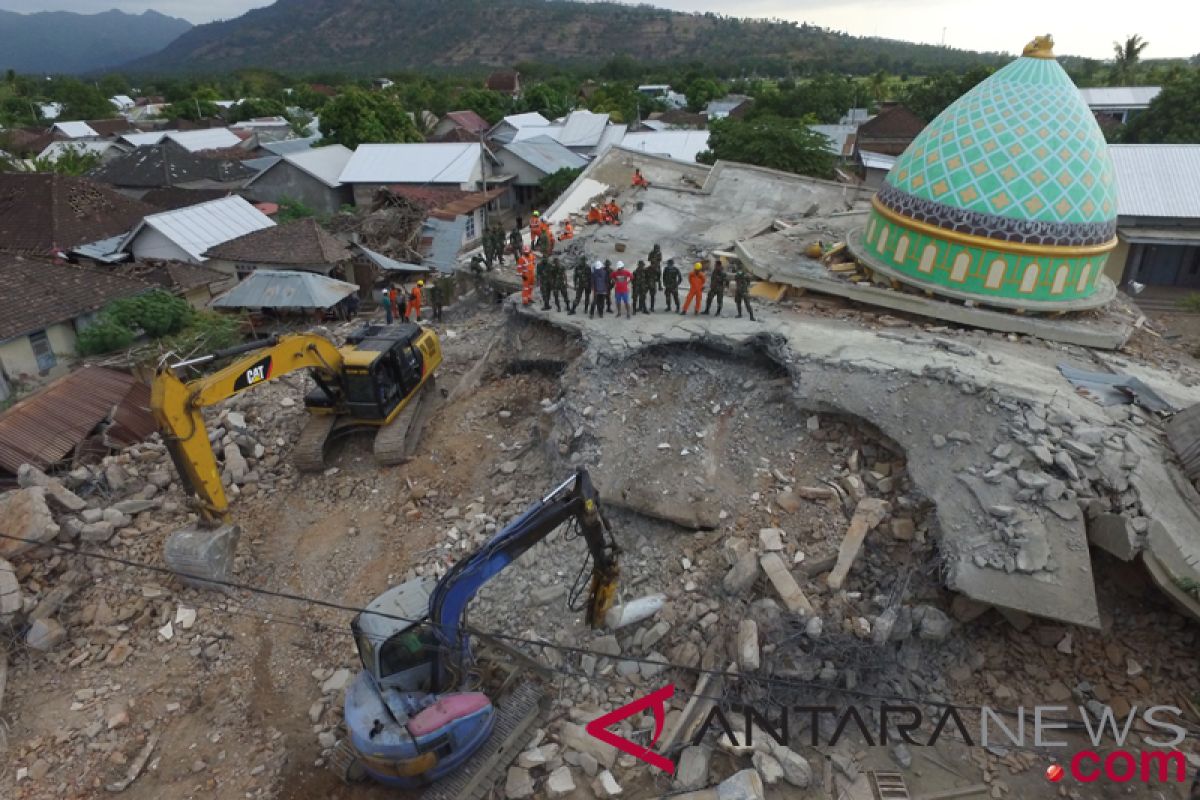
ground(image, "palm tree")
xmin=867 ymin=70 xmax=890 ymax=104
xmin=1112 ymin=35 xmax=1149 ymax=85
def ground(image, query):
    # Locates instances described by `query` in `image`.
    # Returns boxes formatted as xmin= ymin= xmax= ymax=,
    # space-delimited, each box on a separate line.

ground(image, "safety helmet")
xmin=593 ymin=261 xmax=604 ymax=270
xmin=694 ymin=262 xmax=703 ymax=271
xmin=417 ymin=280 xmax=424 ymax=286
xmin=616 ymin=261 xmax=624 ymax=269
xmin=533 ymin=211 xmax=540 ymax=217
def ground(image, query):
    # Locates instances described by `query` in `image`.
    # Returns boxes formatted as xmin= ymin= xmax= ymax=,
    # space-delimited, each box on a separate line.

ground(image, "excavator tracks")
xmin=373 ymin=377 xmax=440 ymax=467
xmin=419 ymin=682 xmax=544 ymax=800
xmin=292 ymin=414 xmax=337 ymax=473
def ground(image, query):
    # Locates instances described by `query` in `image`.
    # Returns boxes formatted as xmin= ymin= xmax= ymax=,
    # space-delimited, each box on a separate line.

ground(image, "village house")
xmin=495 ymin=136 xmax=588 ymax=212
xmin=338 ymin=142 xmax=510 ymax=210
xmin=488 ymin=113 xmax=551 ymax=146
xmin=505 ymin=110 xmax=628 ymax=159
xmin=37 ymin=139 xmax=128 ymax=166
xmin=243 ymin=144 xmax=354 ymax=215
xmin=89 ymin=140 xmax=259 ymax=201
xmin=0 ymin=256 xmax=152 ymax=378
xmin=202 ymin=217 xmax=354 ymax=283
xmin=485 ymin=69 xmax=522 ymax=99
xmin=1079 ymin=86 xmax=1161 ymax=125
xmin=120 ymin=195 xmax=276 ymax=268
xmin=430 ymin=110 xmax=491 ymax=143
xmin=853 ymin=104 xmax=926 ymax=158
xmin=0 ymin=173 xmax=155 ymax=257
xmin=619 ymin=131 xmax=711 ymax=164
xmin=704 ymin=95 xmax=754 ymax=121
xmin=118 ymin=128 xmax=247 ymax=153
xmin=113 ymin=261 xmax=234 ymax=308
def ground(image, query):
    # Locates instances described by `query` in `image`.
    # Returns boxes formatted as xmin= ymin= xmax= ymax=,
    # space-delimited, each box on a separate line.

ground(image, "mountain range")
xmin=120 ymin=0 xmax=1007 ymax=76
xmin=0 ymin=9 xmax=192 ymax=74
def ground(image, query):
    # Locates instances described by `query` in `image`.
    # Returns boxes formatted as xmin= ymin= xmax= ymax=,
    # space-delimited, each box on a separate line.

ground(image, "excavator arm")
xmin=151 ymin=333 xmax=345 ymax=522
xmin=426 ymin=469 xmax=620 ymax=692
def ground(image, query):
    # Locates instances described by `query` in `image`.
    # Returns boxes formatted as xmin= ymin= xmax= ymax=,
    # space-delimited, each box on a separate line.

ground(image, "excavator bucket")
xmin=163 ymin=524 xmax=241 ymax=590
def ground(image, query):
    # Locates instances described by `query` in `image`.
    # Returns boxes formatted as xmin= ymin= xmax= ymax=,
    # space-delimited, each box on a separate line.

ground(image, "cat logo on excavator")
xmin=233 ymin=356 xmax=273 ymax=392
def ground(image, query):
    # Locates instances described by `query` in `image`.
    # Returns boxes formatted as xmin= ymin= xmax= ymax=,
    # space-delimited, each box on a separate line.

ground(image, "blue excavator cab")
xmin=342 ymin=470 xmax=620 ymax=789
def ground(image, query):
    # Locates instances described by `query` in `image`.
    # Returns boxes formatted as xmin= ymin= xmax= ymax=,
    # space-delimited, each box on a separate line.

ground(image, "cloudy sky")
xmin=0 ymin=0 xmax=1191 ymax=60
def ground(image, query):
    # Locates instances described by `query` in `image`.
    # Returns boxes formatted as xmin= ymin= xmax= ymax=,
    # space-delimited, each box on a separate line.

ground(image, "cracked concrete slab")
xmin=508 ymin=297 xmax=1200 ymax=628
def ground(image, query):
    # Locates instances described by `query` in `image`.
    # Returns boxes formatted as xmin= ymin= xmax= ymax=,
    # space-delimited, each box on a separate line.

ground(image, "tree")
xmin=52 ymin=78 xmax=113 ymax=120
xmin=900 ymin=66 xmax=993 ymax=122
xmin=536 ymin=167 xmax=582 ymax=207
xmin=520 ymin=83 xmax=573 ymax=120
xmin=2 ymin=146 xmax=103 ymax=176
xmin=1111 ymin=34 xmax=1149 ymax=86
xmin=1121 ymin=71 xmax=1200 ymax=143
xmin=867 ymin=70 xmax=890 ymax=103
xmin=228 ymin=97 xmax=287 ymax=123
xmin=685 ymin=78 xmax=724 ymax=113
xmin=697 ymin=115 xmax=835 ymax=178
xmin=456 ymin=88 xmax=511 ymax=125
xmin=748 ymin=73 xmax=855 ymax=124
xmin=318 ymin=88 xmax=423 ymax=148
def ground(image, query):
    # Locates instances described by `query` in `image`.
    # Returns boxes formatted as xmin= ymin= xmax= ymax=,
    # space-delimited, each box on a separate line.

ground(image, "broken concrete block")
xmin=0 ymin=556 xmax=23 ymax=620
xmin=950 ymin=595 xmax=991 ymax=623
xmin=737 ymin=620 xmax=760 ymax=671
xmin=605 ymin=594 xmax=665 ymax=630
xmin=675 ymin=745 xmax=713 ymax=791
xmin=768 ymin=744 xmax=813 ymax=788
xmin=890 ymin=518 xmax=915 ymax=540
xmin=752 ymin=751 xmax=784 ymax=785
xmin=505 ymin=766 xmax=535 ymax=799
xmin=826 ymin=498 xmax=890 ymax=590
xmin=546 ymin=765 xmax=576 ymax=798
xmin=758 ymin=528 xmax=784 ymax=552
xmin=1087 ymin=514 xmax=1141 ymax=561
xmin=25 ymin=617 xmax=67 ymax=651
xmin=794 ymin=486 xmax=835 ymax=500
xmin=717 ymin=769 xmax=764 ymax=800
xmin=80 ymin=521 xmax=116 ymax=544
xmin=0 ymin=488 xmax=60 ymax=558
xmin=759 ymin=553 xmax=814 ymax=615
xmin=559 ymin=722 xmax=617 ymax=769
xmin=914 ymin=605 xmax=953 ymax=641
xmin=723 ymin=552 xmax=759 ymax=595
xmin=592 ymin=770 xmax=622 ymax=798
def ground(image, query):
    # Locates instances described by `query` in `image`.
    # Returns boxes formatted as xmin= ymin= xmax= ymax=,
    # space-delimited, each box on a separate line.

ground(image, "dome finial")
xmin=1022 ymin=34 xmax=1055 ymax=59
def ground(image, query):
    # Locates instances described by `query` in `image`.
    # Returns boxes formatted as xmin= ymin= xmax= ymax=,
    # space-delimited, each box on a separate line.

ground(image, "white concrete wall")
xmin=129 ymin=227 xmax=195 ymax=264
xmin=0 ymin=322 xmax=77 ymax=378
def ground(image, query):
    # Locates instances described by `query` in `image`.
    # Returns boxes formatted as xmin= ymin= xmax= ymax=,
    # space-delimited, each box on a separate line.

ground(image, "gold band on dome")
xmin=870 ymin=197 xmax=1117 ymax=257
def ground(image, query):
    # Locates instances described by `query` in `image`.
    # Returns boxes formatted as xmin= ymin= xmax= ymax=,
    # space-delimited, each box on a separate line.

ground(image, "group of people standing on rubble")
xmin=377 ymin=278 xmax=444 ymax=324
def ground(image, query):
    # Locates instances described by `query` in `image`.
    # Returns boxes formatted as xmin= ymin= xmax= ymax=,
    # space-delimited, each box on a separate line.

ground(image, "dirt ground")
xmin=4 ymin=296 xmax=1200 ymax=800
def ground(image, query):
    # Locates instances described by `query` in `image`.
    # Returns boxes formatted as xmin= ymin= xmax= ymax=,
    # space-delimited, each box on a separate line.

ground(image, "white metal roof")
xmin=618 ymin=131 xmax=711 ymax=164
xmin=338 ymin=143 xmax=482 ymax=184
xmin=250 ymin=144 xmax=352 ymax=188
xmin=110 ymin=95 xmax=135 ymax=109
xmin=167 ymin=129 xmax=244 ymax=152
xmin=122 ymin=195 xmax=276 ymax=262
xmin=809 ymin=124 xmax=857 ymax=156
xmin=1078 ymin=86 xmax=1161 ymax=110
xmin=51 ymin=121 xmax=100 ymax=139
xmin=39 ymin=103 xmax=63 ymax=120
xmin=511 ymin=124 xmax=565 ymax=143
xmin=37 ymin=140 xmax=120 ymax=163
xmin=859 ymin=150 xmax=897 ymax=171
xmin=1109 ymin=145 xmax=1200 ymax=219
xmin=558 ymin=111 xmax=611 ymax=148
xmin=499 ymin=112 xmax=550 ymax=130
xmin=596 ymin=124 xmax=628 ymax=154
xmin=121 ymin=130 xmax=172 ymax=147
xmin=501 ymin=136 xmax=588 ymax=175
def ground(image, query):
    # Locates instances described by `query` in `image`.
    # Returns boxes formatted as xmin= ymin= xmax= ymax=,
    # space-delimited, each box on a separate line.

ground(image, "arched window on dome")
xmin=1076 ymin=264 xmax=1091 ymax=292
xmin=985 ymin=259 xmax=1006 ymax=290
xmin=894 ymin=235 xmax=909 ymax=264
xmin=1051 ymin=264 xmax=1069 ymax=295
xmin=950 ymin=253 xmax=971 ymax=283
xmin=877 ymin=227 xmax=890 ymax=255
xmin=919 ymin=244 xmax=937 ymax=273
xmin=1020 ymin=262 xmax=1040 ymax=293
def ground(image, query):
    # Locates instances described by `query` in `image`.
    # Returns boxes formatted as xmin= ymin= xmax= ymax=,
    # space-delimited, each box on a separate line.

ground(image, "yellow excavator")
xmin=151 ymin=323 xmax=442 ymax=523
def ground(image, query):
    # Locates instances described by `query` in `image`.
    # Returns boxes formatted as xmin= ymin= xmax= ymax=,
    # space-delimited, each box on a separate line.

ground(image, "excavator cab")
xmin=313 ymin=324 xmax=436 ymax=422
xmin=352 ymin=577 xmax=439 ymax=693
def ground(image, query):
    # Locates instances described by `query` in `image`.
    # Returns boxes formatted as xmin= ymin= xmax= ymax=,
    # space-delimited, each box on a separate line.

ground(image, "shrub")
xmin=76 ymin=317 xmax=135 ymax=356
xmin=107 ymin=290 xmax=193 ymax=338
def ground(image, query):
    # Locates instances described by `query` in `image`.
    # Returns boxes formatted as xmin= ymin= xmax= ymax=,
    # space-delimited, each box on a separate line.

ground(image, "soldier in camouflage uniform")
xmin=508 ymin=223 xmax=523 ymax=261
xmin=537 ymin=256 xmax=553 ymax=311
xmin=632 ymin=261 xmax=648 ymax=314
xmin=549 ymin=257 xmax=570 ymax=312
xmin=647 ymin=245 xmax=663 ymax=311
xmin=539 ymin=227 xmax=555 ymax=257
xmin=570 ymin=256 xmax=590 ymax=316
xmin=733 ymin=263 xmax=755 ymax=321
xmin=661 ymin=258 xmax=682 ymax=312
xmin=704 ymin=258 xmax=728 ymax=316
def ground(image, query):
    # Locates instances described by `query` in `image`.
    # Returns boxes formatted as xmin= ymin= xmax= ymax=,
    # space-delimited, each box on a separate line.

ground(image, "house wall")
xmin=129 ymin=227 xmax=196 ymax=264
xmin=0 ymin=322 xmax=77 ymax=379
xmin=246 ymin=164 xmax=352 ymax=215
xmin=494 ymin=151 xmax=547 ymax=186
xmin=183 ymin=285 xmax=215 ymax=309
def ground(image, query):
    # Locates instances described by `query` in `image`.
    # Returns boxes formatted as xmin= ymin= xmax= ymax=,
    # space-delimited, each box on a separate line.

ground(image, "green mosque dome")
xmin=853 ymin=35 xmax=1118 ymax=309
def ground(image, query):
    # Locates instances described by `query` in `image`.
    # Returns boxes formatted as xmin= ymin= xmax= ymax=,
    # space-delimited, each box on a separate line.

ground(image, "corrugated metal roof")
xmin=121 ymin=130 xmax=171 ymax=148
xmin=123 ymin=195 xmax=276 ymax=262
xmin=355 ymin=243 xmax=429 ymax=274
xmin=261 ymin=136 xmax=320 ymax=156
xmin=51 ymin=121 xmax=98 ymax=139
xmin=859 ymin=150 xmax=897 ymax=170
xmin=0 ymin=367 xmax=154 ymax=474
xmin=282 ymin=144 xmax=353 ymax=188
xmin=500 ymin=112 xmax=550 ymax=130
xmin=1110 ymin=145 xmax=1200 ymax=219
xmin=423 ymin=217 xmax=467 ymax=271
xmin=501 ymin=136 xmax=588 ymax=175
xmin=70 ymin=234 xmax=129 ymax=263
xmin=212 ymin=269 xmax=358 ymax=309
xmin=167 ymin=129 xmax=244 ymax=153
xmin=618 ymin=131 xmax=710 ymax=163
xmin=339 ymin=143 xmax=481 ymax=185
xmin=1078 ymin=86 xmax=1161 ymax=109
xmin=511 ymin=125 xmax=565 ymax=143
xmin=559 ymin=111 xmax=611 ymax=148
xmin=596 ymin=124 xmax=628 ymax=155
xmin=37 ymin=139 xmax=121 ymax=163
xmin=810 ymin=124 xmax=857 ymax=157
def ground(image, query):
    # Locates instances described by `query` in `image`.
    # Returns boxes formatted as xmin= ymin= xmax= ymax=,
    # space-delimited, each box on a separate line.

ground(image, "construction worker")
xmin=538 ymin=256 xmax=552 ymax=311
xmin=632 ymin=168 xmax=650 ymax=188
xmin=704 ymin=258 xmax=728 ymax=316
xmin=683 ymin=262 xmax=705 ymax=315
xmin=570 ymin=256 xmax=590 ymax=316
xmin=530 ymin=210 xmax=545 ymax=243
xmin=509 ymin=223 xmax=524 ymax=259
xmin=559 ymin=219 xmax=574 ymax=241
xmin=379 ymin=285 xmax=394 ymax=324
xmin=429 ymin=279 xmax=444 ymax=322
xmin=518 ymin=246 xmax=536 ymax=306
xmin=550 ymin=257 xmax=570 ymax=312
xmin=647 ymin=245 xmax=663 ymax=311
xmin=612 ymin=261 xmax=633 ymax=319
xmin=587 ymin=204 xmax=604 ymax=225
xmin=662 ymin=258 xmax=682 ymax=312
xmin=589 ymin=260 xmax=608 ymax=319
xmin=632 ymin=260 xmax=648 ymax=315
xmin=733 ymin=264 xmax=755 ymax=321
xmin=603 ymin=260 xmax=614 ymax=313
xmin=409 ymin=280 xmax=424 ymax=322
xmin=605 ymin=199 xmax=622 ymax=225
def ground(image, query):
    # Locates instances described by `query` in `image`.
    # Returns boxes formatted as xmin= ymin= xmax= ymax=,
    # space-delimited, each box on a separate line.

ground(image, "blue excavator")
xmin=337 ymin=469 xmax=620 ymax=792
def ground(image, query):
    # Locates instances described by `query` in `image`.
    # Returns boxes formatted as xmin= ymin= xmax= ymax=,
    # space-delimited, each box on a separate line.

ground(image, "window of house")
xmin=236 ymin=264 xmax=257 ymax=280
xmin=29 ymin=330 xmax=56 ymax=373
xmin=465 ymin=211 xmax=477 ymax=240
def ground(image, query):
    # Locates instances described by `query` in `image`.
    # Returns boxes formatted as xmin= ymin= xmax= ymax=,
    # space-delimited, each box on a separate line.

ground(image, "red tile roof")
xmin=444 ymin=110 xmax=491 ymax=135
xmin=486 ymin=70 xmax=520 ymax=94
xmin=0 ymin=255 xmax=154 ymax=341
xmin=0 ymin=174 xmax=156 ymax=255
xmin=202 ymin=217 xmax=351 ymax=265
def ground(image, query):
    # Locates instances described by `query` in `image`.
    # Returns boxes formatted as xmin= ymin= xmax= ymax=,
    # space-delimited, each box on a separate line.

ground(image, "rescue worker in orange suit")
xmin=605 ymin=199 xmax=622 ymax=225
xmin=559 ymin=219 xmax=574 ymax=241
xmin=408 ymin=280 xmax=424 ymax=322
xmin=518 ymin=246 xmax=536 ymax=305
xmin=632 ymin=168 xmax=650 ymax=188
xmin=587 ymin=204 xmax=604 ymax=225
xmin=682 ymin=262 xmax=706 ymax=315
xmin=529 ymin=210 xmax=546 ymax=249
